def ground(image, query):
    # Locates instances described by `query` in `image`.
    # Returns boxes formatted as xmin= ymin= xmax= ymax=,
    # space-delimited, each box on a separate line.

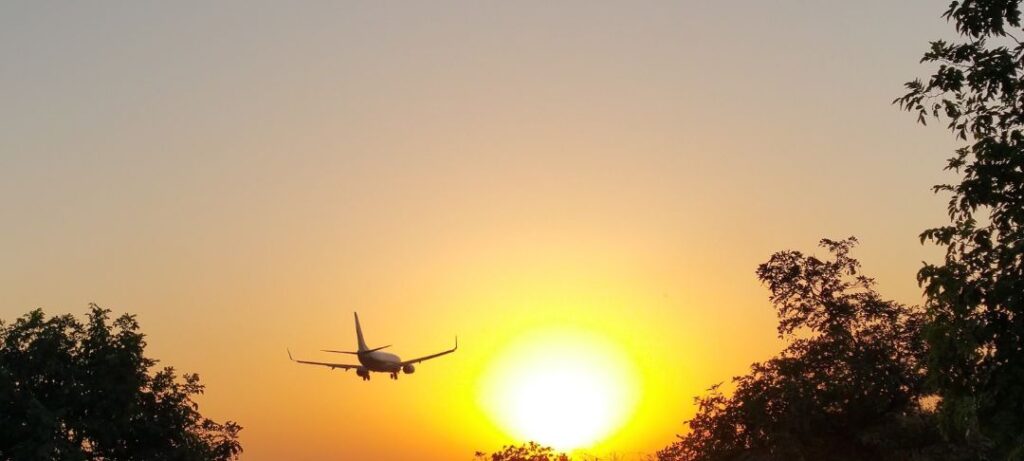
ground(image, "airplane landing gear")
xmin=390 ymin=372 xmax=398 ymax=380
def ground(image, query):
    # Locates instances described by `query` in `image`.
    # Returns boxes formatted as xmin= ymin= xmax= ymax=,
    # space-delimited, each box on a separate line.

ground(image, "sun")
xmin=478 ymin=328 xmax=640 ymax=451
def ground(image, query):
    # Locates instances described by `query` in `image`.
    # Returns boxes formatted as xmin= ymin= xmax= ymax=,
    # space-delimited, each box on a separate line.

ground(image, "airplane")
xmin=288 ymin=312 xmax=457 ymax=381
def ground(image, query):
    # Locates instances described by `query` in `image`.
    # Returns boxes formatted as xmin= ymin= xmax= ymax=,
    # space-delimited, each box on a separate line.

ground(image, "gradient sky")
xmin=1 ymin=2 xmax=962 ymax=460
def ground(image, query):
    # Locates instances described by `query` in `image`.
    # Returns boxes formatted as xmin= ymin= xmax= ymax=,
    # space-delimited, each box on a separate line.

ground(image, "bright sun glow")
xmin=479 ymin=328 xmax=640 ymax=451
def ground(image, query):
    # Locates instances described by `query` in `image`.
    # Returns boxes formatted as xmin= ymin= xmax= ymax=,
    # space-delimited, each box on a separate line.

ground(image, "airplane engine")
xmin=402 ymin=364 xmax=415 ymax=374
xmin=356 ymin=367 xmax=370 ymax=379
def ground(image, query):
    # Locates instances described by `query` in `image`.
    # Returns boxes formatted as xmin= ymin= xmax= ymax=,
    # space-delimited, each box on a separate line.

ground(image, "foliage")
xmin=476 ymin=442 xmax=571 ymax=461
xmin=0 ymin=305 xmax=242 ymax=460
xmin=658 ymin=239 xmax=962 ymax=461
xmin=896 ymin=0 xmax=1024 ymax=457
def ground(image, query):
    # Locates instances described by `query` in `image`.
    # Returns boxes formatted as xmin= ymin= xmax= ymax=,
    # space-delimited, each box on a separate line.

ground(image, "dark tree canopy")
xmin=897 ymin=0 xmax=1024 ymax=456
xmin=658 ymin=239 xmax=960 ymax=461
xmin=0 ymin=305 xmax=241 ymax=461
xmin=476 ymin=442 xmax=571 ymax=461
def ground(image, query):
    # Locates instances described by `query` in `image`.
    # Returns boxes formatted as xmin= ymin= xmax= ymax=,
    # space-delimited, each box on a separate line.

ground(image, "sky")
xmin=1 ymin=2 xmax=962 ymax=460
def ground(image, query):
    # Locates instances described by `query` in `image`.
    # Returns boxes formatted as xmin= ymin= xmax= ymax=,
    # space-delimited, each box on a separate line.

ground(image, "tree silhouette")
xmin=0 ymin=305 xmax=242 ymax=460
xmin=476 ymin=442 xmax=571 ymax=461
xmin=658 ymin=239 xmax=963 ymax=461
xmin=896 ymin=0 xmax=1024 ymax=456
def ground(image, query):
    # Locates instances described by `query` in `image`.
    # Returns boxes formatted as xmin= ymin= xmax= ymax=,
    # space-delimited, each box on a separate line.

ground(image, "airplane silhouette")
xmin=288 ymin=312 xmax=457 ymax=380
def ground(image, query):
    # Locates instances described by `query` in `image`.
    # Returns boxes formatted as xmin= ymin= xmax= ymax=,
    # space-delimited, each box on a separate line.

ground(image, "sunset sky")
xmin=1 ymin=2 xmax=961 ymax=459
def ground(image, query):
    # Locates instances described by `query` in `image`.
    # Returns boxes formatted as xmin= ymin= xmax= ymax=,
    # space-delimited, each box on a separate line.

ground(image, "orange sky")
xmin=1 ymin=2 xmax=962 ymax=459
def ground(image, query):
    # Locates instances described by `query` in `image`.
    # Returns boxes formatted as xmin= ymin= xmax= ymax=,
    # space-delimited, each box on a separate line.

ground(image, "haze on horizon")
xmin=1 ymin=2 xmax=960 ymax=459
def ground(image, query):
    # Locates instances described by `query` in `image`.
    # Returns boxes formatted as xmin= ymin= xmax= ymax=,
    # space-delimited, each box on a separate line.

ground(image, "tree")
xmin=896 ymin=1 xmax=1024 ymax=457
xmin=476 ymin=442 xmax=571 ymax=461
xmin=0 ymin=305 xmax=242 ymax=460
xmin=658 ymin=239 xmax=959 ymax=461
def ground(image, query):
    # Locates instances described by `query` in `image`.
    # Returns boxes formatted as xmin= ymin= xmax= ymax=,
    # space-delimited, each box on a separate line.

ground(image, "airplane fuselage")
xmin=358 ymin=350 xmax=403 ymax=373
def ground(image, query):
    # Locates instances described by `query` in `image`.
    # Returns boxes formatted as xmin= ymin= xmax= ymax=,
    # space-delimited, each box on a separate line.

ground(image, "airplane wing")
xmin=288 ymin=349 xmax=360 ymax=370
xmin=399 ymin=337 xmax=458 ymax=366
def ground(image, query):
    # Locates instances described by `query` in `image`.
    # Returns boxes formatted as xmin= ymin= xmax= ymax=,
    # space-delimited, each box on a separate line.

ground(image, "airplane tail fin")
xmin=354 ymin=312 xmax=369 ymax=352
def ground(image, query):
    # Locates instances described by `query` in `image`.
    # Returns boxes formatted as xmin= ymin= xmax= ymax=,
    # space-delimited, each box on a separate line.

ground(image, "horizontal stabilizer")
xmin=322 ymin=344 xmax=391 ymax=354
